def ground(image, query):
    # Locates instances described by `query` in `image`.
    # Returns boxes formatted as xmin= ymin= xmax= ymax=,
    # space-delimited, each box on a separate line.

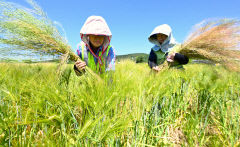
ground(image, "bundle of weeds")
xmin=0 ymin=0 xmax=76 ymax=59
xmin=0 ymin=0 xmax=99 ymax=76
xmin=179 ymin=18 xmax=240 ymax=71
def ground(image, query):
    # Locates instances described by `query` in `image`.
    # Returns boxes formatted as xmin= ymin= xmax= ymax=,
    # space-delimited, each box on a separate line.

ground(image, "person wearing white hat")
xmin=148 ymin=24 xmax=189 ymax=71
xmin=74 ymin=16 xmax=115 ymax=75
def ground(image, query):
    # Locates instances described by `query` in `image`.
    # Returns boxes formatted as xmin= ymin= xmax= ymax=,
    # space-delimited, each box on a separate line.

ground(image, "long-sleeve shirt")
xmin=148 ymin=49 xmax=189 ymax=68
xmin=74 ymin=42 xmax=116 ymax=75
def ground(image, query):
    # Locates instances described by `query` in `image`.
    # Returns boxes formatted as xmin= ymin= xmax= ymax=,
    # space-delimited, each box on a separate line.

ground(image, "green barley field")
xmin=0 ymin=60 xmax=239 ymax=146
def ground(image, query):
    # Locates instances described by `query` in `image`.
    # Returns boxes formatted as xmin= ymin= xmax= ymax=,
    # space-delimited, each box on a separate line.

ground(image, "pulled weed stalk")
xmin=160 ymin=19 xmax=240 ymax=72
xmin=0 ymin=0 xmax=99 ymax=79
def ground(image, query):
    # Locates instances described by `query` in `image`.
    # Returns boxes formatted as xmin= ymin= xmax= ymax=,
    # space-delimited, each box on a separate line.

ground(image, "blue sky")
xmin=5 ymin=0 xmax=240 ymax=55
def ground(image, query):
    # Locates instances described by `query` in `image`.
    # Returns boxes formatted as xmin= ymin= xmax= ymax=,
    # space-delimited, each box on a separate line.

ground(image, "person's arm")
xmin=174 ymin=53 xmax=189 ymax=64
xmin=106 ymin=46 xmax=116 ymax=71
xmin=74 ymin=43 xmax=86 ymax=76
xmin=167 ymin=44 xmax=189 ymax=65
xmin=148 ymin=49 xmax=157 ymax=68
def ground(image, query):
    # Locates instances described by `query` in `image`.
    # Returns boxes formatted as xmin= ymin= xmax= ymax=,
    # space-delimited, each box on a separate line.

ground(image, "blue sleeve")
xmin=76 ymin=43 xmax=83 ymax=59
xmin=106 ymin=46 xmax=116 ymax=71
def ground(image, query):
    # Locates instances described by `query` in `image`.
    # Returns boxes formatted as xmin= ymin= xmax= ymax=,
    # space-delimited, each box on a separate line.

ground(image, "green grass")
xmin=0 ymin=60 xmax=239 ymax=146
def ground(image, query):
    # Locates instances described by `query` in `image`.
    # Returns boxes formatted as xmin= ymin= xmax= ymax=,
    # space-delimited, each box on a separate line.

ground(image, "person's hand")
xmin=75 ymin=60 xmax=86 ymax=72
xmin=152 ymin=66 xmax=160 ymax=72
xmin=167 ymin=52 xmax=176 ymax=62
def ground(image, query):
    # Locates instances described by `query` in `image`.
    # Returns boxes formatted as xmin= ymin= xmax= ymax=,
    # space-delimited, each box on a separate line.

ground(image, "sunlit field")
xmin=0 ymin=60 xmax=239 ymax=146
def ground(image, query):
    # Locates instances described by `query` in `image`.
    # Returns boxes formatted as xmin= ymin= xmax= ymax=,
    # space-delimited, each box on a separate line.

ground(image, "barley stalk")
xmin=160 ymin=19 xmax=240 ymax=72
xmin=0 ymin=0 xmax=100 ymax=79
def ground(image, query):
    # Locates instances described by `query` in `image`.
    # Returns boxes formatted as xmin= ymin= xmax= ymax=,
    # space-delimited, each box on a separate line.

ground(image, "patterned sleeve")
xmin=74 ymin=43 xmax=83 ymax=76
xmin=106 ymin=46 xmax=116 ymax=71
xmin=76 ymin=42 xmax=86 ymax=59
xmin=76 ymin=43 xmax=82 ymax=58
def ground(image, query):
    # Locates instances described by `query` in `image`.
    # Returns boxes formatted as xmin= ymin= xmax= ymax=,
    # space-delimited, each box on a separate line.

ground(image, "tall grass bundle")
xmin=158 ymin=19 xmax=240 ymax=72
xmin=180 ymin=19 xmax=240 ymax=71
xmin=0 ymin=0 xmax=74 ymax=58
xmin=0 ymin=0 xmax=99 ymax=76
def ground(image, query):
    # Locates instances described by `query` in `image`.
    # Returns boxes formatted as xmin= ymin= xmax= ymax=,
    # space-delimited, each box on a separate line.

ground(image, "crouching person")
xmin=74 ymin=16 xmax=115 ymax=76
xmin=148 ymin=24 xmax=189 ymax=72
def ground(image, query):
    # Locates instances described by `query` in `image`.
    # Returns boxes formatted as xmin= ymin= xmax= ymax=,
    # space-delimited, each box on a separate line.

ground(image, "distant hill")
xmin=1 ymin=53 xmax=149 ymax=63
xmin=116 ymin=53 xmax=148 ymax=62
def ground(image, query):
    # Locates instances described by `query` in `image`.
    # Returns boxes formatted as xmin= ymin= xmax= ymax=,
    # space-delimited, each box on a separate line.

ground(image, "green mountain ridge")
xmin=116 ymin=53 xmax=148 ymax=63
